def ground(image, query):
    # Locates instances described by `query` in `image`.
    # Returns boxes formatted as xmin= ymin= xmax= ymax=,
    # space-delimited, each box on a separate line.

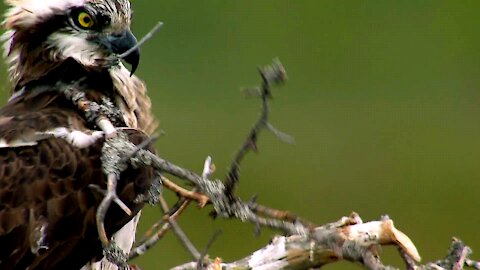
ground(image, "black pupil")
xmin=83 ymin=16 xmax=91 ymax=24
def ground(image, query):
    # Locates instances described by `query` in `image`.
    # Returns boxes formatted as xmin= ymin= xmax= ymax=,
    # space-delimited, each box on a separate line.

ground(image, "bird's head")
xmin=2 ymin=0 xmax=140 ymax=86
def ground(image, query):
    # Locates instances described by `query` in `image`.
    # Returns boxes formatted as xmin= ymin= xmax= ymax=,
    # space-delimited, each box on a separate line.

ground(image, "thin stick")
xmin=159 ymin=195 xmax=202 ymax=260
xmin=117 ymin=21 xmax=164 ymax=59
xmin=130 ymin=197 xmax=192 ymax=260
xmin=249 ymin=202 xmax=314 ymax=229
xmin=465 ymin=259 xmax=480 ymax=270
xmin=120 ymin=133 xmax=159 ymax=164
xmin=89 ymin=184 xmax=132 ymax=216
xmin=95 ymin=173 xmax=126 ymax=247
xmin=197 ymin=230 xmax=222 ymax=270
xmin=224 ymin=60 xmax=289 ymax=196
xmin=162 ymin=177 xmax=209 ymax=207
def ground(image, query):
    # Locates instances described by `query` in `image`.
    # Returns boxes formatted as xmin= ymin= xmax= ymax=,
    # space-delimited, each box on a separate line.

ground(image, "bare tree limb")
xmin=171 ymin=214 xmax=423 ymax=270
xmin=162 ymin=177 xmax=209 ymax=207
xmin=196 ymin=230 xmax=222 ymax=270
xmin=59 ymin=59 xmax=478 ymax=270
xmin=159 ymin=195 xmax=202 ymax=261
xmin=129 ymin=194 xmax=191 ymax=260
xmin=225 ymin=59 xmax=290 ymax=197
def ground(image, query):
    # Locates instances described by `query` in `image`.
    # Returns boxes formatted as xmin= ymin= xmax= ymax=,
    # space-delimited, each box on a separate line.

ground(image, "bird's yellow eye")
xmin=77 ymin=12 xmax=95 ymax=28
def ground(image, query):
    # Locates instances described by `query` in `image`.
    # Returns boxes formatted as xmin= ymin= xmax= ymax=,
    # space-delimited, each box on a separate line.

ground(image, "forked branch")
xmin=68 ymin=59 xmax=478 ymax=269
xmin=225 ymin=59 xmax=292 ymax=197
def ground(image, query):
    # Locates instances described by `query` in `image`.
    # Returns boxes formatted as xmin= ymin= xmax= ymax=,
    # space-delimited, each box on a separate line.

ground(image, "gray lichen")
xmin=103 ymin=242 xmax=128 ymax=270
xmin=134 ymin=172 xmax=162 ymax=205
xmin=101 ymin=132 xmax=136 ymax=176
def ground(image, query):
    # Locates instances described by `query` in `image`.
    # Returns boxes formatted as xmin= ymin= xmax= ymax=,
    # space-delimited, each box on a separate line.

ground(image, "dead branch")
xmin=171 ymin=223 xmax=479 ymax=270
xmin=159 ymin=195 xmax=202 ymax=260
xmin=162 ymin=177 xmax=209 ymax=207
xmin=171 ymin=213 xmax=423 ymax=270
xmin=129 ymin=191 xmax=192 ymax=260
xmin=61 ymin=59 xmax=478 ymax=269
xmin=132 ymin=60 xmax=478 ymax=269
xmin=224 ymin=59 xmax=291 ymax=197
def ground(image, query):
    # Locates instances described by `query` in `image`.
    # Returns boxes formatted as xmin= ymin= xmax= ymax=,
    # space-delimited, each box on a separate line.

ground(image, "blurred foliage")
xmin=1 ymin=1 xmax=480 ymax=269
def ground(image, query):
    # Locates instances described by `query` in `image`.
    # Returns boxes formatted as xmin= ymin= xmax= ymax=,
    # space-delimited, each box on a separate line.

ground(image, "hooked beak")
xmin=106 ymin=30 xmax=140 ymax=75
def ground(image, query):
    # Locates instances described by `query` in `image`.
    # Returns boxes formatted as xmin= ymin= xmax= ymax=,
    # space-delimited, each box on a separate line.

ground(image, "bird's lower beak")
xmin=106 ymin=30 xmax=140 ymax=75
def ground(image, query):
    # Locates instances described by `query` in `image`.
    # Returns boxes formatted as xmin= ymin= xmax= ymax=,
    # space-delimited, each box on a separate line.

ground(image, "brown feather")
xmin=0 ymin=89 xmax=156 ymax=270
xmin=1 ymin=1 xmax=159 ymax=268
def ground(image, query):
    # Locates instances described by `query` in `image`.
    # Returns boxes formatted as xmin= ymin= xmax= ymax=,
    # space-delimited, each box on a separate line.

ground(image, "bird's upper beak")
xmin=106 ymin=30 xmax=140 ymax=75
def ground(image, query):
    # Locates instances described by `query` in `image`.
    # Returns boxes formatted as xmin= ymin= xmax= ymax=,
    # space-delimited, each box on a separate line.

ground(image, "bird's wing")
xmin=0 ymin=90 xmax=155 ymax=270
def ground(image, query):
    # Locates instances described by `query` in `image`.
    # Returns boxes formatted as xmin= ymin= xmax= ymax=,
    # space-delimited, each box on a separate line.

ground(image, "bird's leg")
xmin=61 ymin=86 xmax=124 ymax=137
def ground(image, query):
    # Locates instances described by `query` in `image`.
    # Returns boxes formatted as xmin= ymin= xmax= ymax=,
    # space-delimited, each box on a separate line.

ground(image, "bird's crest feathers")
xmin=3 ymin=0 xmax=87 ymax=29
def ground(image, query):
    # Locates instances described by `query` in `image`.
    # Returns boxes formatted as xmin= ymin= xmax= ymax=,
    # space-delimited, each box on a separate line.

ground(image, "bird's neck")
xmin=108 ymin=64 xmax=157 ymax=134
xmin=10 ymin=59 xmax=157 ymax=134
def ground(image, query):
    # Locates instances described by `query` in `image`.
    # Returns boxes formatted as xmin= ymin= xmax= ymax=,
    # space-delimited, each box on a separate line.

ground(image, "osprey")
xmin=0 ymin=0 xmax=158 ymax=269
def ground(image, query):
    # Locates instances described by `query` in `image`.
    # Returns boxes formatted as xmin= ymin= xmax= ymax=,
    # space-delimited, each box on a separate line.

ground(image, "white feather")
xmin=38 ymin=127 xmax=104 ymax=148
xmin=47 ymin=33 xmax=104 ymax=67
xmin=81 ymin=212 xmax=142 ymax=270
xmin=0 ymin=138 xmax=38 ymax=148
xmin=4 ymin=0 xmax=87 ymax=28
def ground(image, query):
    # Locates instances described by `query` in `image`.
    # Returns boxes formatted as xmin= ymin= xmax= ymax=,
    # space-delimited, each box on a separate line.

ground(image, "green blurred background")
xmin=1 ymin=1 xmax=480 ymax=269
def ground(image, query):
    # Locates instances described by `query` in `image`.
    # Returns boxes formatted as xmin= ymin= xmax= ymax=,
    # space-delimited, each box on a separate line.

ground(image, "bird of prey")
xmin=0 ymin=0 xmax=158 ymax=269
